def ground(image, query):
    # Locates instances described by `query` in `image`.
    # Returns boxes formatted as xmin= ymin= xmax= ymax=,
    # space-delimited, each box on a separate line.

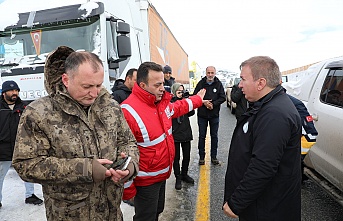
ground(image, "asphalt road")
xmin=1 ymin=103 xmax=342 ymax=221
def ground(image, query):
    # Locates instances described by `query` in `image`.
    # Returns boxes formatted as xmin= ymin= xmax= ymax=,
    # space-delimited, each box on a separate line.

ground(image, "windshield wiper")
xmin=0 ymin=62 xmax=20 ymax=67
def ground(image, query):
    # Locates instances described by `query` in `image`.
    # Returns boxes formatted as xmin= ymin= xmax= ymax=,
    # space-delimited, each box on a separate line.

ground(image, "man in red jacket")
xmin=121 ymin=62 xmax=205 ymax=221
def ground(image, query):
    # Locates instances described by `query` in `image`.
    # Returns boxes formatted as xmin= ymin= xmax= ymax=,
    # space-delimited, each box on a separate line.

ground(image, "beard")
xmin=5 ymin=94 xmax=18 ymax=103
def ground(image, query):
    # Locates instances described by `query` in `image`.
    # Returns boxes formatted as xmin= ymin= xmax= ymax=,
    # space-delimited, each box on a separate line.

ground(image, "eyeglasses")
xmin=176 ymin=90 xmax=183 ymax=94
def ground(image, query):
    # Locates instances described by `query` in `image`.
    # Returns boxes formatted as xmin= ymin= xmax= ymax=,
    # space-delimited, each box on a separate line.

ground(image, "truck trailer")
xmin=0 ymin=0 xmax=189 ymax=101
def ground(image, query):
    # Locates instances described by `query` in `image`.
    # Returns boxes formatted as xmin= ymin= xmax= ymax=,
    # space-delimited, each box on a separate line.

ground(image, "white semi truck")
xmin=0 ymin=0 xmax=190 ymax=100
xmin=283 ymin=56 xmax=343 ymax=206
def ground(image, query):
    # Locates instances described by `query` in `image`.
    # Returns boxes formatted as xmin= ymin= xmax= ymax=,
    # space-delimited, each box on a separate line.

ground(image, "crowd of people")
xmin=1 ymin=46 xmax=313 ymax=221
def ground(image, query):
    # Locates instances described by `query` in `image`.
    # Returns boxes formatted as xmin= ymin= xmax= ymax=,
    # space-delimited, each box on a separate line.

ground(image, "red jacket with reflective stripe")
xmin=121 ymin=83 xmax=202 ymax=187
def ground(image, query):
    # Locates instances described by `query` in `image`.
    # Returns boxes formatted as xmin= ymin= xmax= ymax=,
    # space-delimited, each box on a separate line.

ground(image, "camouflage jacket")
xmin=12 ymin=46 xmax=139 ymax=221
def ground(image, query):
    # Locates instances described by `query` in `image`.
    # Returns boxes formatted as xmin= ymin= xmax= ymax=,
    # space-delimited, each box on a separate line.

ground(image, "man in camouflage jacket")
xmin=12 ymin=46 xmax=139 ymax=221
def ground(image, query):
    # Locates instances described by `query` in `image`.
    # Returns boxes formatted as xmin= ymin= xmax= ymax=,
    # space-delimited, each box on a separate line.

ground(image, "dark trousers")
xmin=173 ymin=141 xmax=191 ymax=176
xmin=134 ymin=181 xmax=166 ymax=221
xmin=197 ymin=116 xmax=219 ymax=159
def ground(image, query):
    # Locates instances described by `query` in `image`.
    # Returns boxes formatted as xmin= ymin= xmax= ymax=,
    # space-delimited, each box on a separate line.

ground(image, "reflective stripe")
xmin=124 ymin=180 xmax=133 ymax=189
xmin=185 ymin=98 xmax=193 ymax=112
xmin=168 ymin=127 xmax=172 ymax=135
xmin=138 ymin=166 xmax=170 ymax=177
xmin=121 ymin=104 xmax=150 ymax=143
xmin=138 ymin=133 xmax=166 ymax=147
xmin=121 ymin=104 xmax=171 ymax=147
xmin=301 ymin=147 xmax=310 ymax=154
xmin=307 ymin=134 xmax=317 ymax=140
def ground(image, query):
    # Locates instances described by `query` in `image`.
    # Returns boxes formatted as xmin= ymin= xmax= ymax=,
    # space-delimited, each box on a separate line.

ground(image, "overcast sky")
xmin=151 ymin=0 xmax=343 ymax=73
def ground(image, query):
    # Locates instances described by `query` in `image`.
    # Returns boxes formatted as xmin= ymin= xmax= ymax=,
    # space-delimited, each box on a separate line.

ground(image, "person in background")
xmin=12 ymin=46 xmax=139 ymax=221
xmin=223 ymin=56 xmax=302 ymax=220
xmin=163 ymin=65 xmax=175 ymax=93
xmin=121 ymin=61 xmax=205 ymax=221
xmin=230 ymin=81 xmax=249 ymax=121
xmin=112 ymin=68 xmax=137 ymax=104
xmin=171 ymin=83 xmax=195 ymax=190
xmin=287 ymin=94 xmax=318 ymax=182
xmin=0 ymin=80 xmax=44 ymax=208
xmin=326 ymin=89 xmax=342 ymax=106
xmin=193 ymin=66 xmax=226 ymax=165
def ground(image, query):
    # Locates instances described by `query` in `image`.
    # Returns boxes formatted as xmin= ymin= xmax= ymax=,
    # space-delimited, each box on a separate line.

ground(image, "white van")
xmin=283 ymin=56 xmax=343 ymax=206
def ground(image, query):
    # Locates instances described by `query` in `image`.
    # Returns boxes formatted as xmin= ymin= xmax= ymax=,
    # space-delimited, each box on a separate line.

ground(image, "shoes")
xmin=181 ymin=174 xmax=195 ymax=184
xmin=25 ymin=194 xmax=43 ymax=205
xmin=199 ymin=159 xmax=205 ymax=165
xmin=211 ymin=158 xmax=220 ymax=165
xmin=175 ymin=175 xmax=182 ymax=190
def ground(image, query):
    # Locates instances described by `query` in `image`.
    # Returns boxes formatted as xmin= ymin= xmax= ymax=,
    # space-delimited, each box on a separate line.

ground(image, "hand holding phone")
xmin=111 ymin=156 xmax=131 ymax=170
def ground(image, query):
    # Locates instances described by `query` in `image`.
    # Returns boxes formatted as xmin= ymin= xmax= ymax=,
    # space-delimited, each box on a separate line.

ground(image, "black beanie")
xmin=2 ymin=80 xmax=20 ymax=93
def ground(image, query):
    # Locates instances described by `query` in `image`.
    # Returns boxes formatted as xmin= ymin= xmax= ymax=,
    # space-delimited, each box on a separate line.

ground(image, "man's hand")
xmin=196 ymin=88 xmax=206 ymax=100
xmin=97 ymin=152 xmax=130 ymax=182
xmin=223 ymin=202 xmax=238 ymax=218
xmin=203 ymin=100 xmax=213 ymax=110
xmin=109 ymin=168 xmax=130 ymax=183
xmin=96 ymin=159 xmax=113 ymax=178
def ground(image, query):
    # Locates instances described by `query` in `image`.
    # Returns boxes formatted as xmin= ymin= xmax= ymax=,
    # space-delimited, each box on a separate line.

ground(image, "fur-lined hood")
xmin=44 ymin=46 xmax=74 ymax=96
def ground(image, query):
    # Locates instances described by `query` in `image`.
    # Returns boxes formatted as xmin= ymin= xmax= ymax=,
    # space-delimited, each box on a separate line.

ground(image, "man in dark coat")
xmin=163 ymin=65 xmax=175 ymax=93
xmin=230 ymin=82 xmax=249 ymax=120
xmin=223 ymin=56 xmax=302 ymax=221
xmin=112 ymin=68 xmax=137 ymax=104
xmin=193 ymin=66 xmax=226 ymax=165
xmin=0 ymin=80 xmax=43 ymax=208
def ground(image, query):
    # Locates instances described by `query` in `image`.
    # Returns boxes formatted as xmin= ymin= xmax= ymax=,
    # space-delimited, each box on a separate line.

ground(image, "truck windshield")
xmin=0 ymin=17 xmax=100 ymax=67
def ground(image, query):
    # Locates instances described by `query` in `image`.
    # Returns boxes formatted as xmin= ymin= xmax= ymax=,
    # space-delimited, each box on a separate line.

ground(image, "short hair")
xmin=240 ymin=56 xmax=281 ymax=88
xmin=125 ymin=68 xmax=138 ymax=80
xmin=206 ymin=66 xmax=216 ymax=73
xmin=65 ymin=51 xmax=103 ymax=77
xmin=137 ymin=62 xmax=163 ymax=85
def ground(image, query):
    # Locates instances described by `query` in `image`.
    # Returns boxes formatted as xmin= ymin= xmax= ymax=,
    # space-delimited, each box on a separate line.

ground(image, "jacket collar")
xmin=247 ymin=84 xmax=284 ymax=115
xmin=55 ymin=84 xmax=108 ymax=116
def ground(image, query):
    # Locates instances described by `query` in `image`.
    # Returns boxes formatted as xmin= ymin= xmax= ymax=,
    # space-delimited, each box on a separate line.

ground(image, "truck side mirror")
xmin=117 ymin=22 xmax=131 ymax=59
xmin=117 ymin=22 xmax=130 ymax=34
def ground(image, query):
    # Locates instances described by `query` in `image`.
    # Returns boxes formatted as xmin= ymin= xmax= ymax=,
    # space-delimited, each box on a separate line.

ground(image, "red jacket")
xmin=121 ymin=84 xmax=202 ymax=197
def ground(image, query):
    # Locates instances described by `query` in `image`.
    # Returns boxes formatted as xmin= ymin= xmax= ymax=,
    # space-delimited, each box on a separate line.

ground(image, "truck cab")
xmin=0 ymin=0 xmax=148 ymax=101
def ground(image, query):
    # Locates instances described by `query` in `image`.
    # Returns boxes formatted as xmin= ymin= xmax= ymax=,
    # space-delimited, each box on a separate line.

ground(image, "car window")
xmin=320 ymin=69 xmax=343 ymax=108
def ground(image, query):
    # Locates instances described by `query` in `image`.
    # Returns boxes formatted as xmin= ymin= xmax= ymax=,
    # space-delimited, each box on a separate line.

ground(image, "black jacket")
xmin=164 ymin=77 xmax=175 ymax=93
xmin=224 ymin=85 xmax=302 ymax=221
xmin=0 ymin=97 xmax=27 ymax=161
xmin=230 ymin=84 xmax=249 ymax=120
xmin=193 ymin=76 xmax=226 ymax=118
xmin=112 ymin=84 xmax=132 ymax=104
xmin=171 ymin=96 xmax=194 ymax=142
xmin=288 ymin=94 xmax=318 ymax=142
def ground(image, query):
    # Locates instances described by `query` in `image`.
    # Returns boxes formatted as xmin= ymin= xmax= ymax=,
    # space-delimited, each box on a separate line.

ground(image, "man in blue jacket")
xmin=0 ymin=81 xmax=43 ymax=208
xmin=223 ymin=56 xmax=302 ymax=221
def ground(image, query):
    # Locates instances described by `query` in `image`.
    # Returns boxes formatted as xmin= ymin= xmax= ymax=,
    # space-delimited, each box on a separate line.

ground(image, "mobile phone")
xmin=111 ymin=156 xmax=131 ymax=170
xmin=120 ymin=156 xmax=131 ymax=170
